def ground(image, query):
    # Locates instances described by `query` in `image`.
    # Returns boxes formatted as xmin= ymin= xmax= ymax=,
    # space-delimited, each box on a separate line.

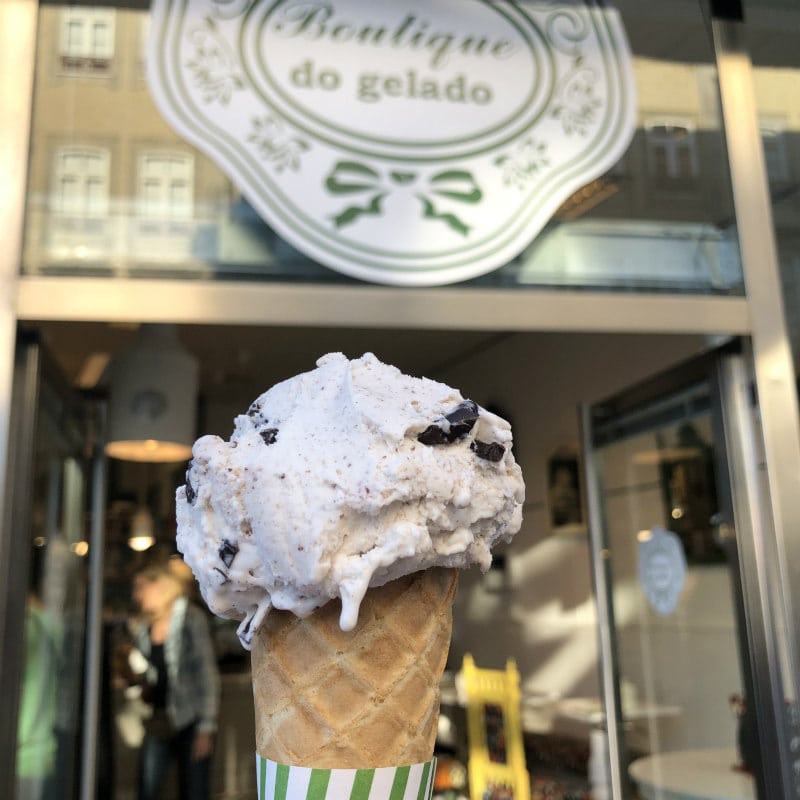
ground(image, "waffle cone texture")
xmin=251 ymin=567 xmax=459 ymax=768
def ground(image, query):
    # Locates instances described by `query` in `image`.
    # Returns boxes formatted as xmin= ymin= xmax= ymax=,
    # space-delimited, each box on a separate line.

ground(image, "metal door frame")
xmin=712 ymin=350 xmax=796 ymax=799
xmin=581 ymin=339 xmax=796 ymax=799
xmin=0 ymin=338 xmax=43 ymax=798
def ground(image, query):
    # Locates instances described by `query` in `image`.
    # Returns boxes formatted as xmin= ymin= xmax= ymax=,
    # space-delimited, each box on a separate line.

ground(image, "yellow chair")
xmin=461 ymin=654 xmax=530 ymax=800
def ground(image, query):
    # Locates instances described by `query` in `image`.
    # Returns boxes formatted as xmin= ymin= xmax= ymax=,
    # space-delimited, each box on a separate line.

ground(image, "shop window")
xmin=51 ymin=146 xmax=110 ymax=230
xmin=645 ymin=118 xmax=698 ymax=184
xmin=59 ymin=7 xmax=116 ymax=74
xmin=760 ymin=118 xmax=791 ymax=185
xmin=136 ymin=151 xmax=194 ymax=234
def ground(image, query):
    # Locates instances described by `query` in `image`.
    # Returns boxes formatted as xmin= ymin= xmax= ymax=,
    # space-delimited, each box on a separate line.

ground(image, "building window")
xmin=52 ymin=147 xmax=110 ymax=223
xmin=645 ymin=119 xmax=698 ymax=181
xmin=59 ymin=7 xmax=116 ymax=73
xmin=760 ymin=118 xmax=790 ymax=185
xmin=137 ymin=152 xmax=194 ymax=224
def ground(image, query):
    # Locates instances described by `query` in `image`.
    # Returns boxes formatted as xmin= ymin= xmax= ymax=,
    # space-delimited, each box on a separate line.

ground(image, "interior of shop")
xmin=19 ymin=319 xmax=751 ymax=799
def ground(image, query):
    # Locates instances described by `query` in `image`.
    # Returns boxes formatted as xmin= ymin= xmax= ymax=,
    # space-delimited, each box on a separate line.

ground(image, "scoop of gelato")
xmin=176 ymin=352 xmax=524 ymax=648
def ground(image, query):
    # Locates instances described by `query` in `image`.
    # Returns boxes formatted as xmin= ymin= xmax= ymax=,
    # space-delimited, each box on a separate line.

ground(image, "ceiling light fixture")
xmin=105 ymin=324 xmax=198 ymax=463
xmin=127 ymin=506 xmax=156 ymax=552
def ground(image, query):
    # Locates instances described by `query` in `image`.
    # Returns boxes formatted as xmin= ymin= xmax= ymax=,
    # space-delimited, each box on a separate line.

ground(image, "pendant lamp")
xmin=128 ymin=506 xmax=156 ymax=551
xmin=105 ymin=324 xmax=198 ymax=463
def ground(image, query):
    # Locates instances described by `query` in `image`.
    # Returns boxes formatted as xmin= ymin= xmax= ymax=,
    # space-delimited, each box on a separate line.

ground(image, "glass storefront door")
xmin=582 ymin=341 xmax=799 ymax=800
xmin=0 ymin=334 xmax=102 ymax=800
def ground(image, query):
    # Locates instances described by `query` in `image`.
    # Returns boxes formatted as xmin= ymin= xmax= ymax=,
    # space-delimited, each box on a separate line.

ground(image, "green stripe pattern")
xmin=257 ymin=756 xmax=437 ymax=800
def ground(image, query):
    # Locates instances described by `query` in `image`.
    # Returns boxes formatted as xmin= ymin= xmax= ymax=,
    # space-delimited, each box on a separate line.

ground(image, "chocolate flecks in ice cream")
xmin=176 ymin=352 xmax=525 ymax=649
xmin=184 ymin=466 xmax=197 ymax=505
xmin=218 ymin=539 xmax=239 ymax=568
xmin=417 ymin=399 xmax=479 ymax=445
xmin=471 ymin=440 xmax=506 ymax=462
xmin=259 ymin=428 xmax=278 ymax=445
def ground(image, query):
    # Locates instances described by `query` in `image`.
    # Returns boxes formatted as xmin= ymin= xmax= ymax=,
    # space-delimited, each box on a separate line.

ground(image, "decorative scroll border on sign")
xmin=147 ymin=0 xmax=636 ymax=285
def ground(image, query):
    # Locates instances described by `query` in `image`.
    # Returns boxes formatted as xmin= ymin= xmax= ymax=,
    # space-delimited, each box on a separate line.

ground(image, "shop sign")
xmin=146 ymin=0 xmax=636 ymax=285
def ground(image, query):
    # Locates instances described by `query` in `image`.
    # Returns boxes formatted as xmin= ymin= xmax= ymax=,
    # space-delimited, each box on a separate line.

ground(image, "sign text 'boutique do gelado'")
xmin=147 ymin=0 xmax=636 ymax=285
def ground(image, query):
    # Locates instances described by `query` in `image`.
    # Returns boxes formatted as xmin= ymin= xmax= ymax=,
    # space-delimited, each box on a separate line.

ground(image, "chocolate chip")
xmin=444 ymin=400 xmax=479 ymax=439
xmin=248 ymin=402 xmax=271 ymax=430
xmin=418 ymin=400 xmax=479 ymax=445
xmin=417 ymin=425 xmax=449 ymax=445
xmin=218 ymin=539 xmax=239 ymax=568
xmin=185 ymin=464 xmax=197 ymax=505
xmin=471 ymin=440 xmax=505 ymax=462
xmin=260 ymin=428 xmax=278 ymax=445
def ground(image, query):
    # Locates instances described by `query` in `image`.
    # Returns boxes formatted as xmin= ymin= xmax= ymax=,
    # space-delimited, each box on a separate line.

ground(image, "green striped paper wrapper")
xmin=256 ymin=756 xmax=437 ymax=800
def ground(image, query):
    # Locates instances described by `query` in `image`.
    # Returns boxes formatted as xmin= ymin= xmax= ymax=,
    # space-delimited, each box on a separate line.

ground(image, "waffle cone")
xmin=251 ymin=567 xmax=459 ymax=768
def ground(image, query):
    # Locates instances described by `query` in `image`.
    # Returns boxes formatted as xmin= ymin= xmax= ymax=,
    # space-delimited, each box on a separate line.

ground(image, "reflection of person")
xmin=548 ymin=462 xmax=582 ymax=527
xmin=130 ymin=562 xmax=220 ymax=800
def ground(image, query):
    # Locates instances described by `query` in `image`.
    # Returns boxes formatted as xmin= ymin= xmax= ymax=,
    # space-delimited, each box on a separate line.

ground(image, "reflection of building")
xmin=25 ymin=5 xmax=230 ymax=276
xmin=23 ymin=4 xmax=800 ymax=302
xmin=22 ymin=2 xmax=800 ymax=348
xmin=22 ymin=4 xmax=800 ymax=293
xmin=4 ymin=2 xmax=800 ymax=800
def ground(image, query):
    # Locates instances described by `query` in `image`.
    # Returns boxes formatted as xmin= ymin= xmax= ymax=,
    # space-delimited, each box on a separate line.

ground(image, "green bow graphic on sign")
xmin=325 ymin=162 xmax=482 ymax=236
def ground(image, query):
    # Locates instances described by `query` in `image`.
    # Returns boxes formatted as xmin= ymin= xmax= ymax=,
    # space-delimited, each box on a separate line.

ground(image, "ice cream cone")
xmin=251 ymin=567 xmax=459 ymax=768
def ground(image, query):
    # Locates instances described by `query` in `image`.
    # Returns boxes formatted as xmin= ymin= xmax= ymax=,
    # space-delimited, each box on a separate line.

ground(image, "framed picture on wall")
xmin=546 ymin=448 xmax=587 ymax=536
xmin=656 ymin=424 xmax=725 ymax=564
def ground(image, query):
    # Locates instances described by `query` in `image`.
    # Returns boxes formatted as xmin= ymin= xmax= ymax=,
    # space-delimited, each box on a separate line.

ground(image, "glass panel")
xmin=16 ymin=360 xmax=90 ymax=800
xmin=22 ymin=1 xmax=744 ymax=292
xmin=591 ymin=383 xmax=756 ymax=799
xmin=746 ymin=11 xmax=800 ymax=785
xmin=745 ymin=0 xmax=800 ymax=381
